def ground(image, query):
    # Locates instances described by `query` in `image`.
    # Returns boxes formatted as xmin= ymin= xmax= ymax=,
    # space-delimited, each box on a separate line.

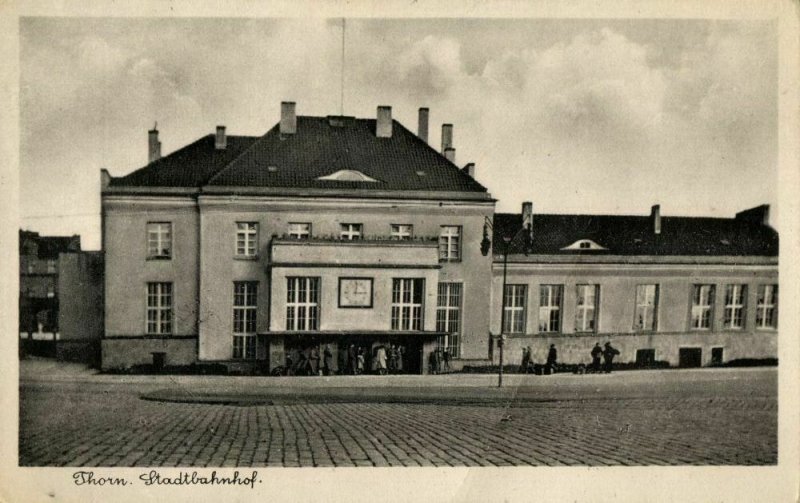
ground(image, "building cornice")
xmin=493 ymin=254 xmax=778 ymax=267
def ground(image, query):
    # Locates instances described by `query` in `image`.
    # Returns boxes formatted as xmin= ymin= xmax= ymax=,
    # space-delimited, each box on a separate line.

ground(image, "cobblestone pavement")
xmin=19 ymin=368 xmax=777 ymax=467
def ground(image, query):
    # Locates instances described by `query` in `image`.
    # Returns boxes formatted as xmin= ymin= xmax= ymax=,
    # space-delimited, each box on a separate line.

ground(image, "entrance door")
xmin=678 ymin=347 xmax=702 ymax=368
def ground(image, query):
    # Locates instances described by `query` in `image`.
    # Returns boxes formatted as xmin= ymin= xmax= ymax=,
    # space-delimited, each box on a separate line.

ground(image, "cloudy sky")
xmin=20 ymin=17 xmax=777 ymax=250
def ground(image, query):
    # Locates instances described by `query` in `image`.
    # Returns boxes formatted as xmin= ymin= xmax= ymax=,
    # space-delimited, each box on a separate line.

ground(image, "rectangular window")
xmin=46 ymin=285 xmax=55 ymax=298
xmin=691 ymin=284 xmax=715 ymax=330
xmin=147 ymin=222 xmax=172 ymax=259
xmin=288 ymin=222 xmax=311 ymax=239
xmin=286 ymin=277 xmax=320 ymax=331
xmin=236 ymin=222 xmax=258 ymax=257
xmin=340 ymin=223 xmax=363 ymax=241
xmin=723 ymin=284 xmax=747 ymax=330
xmin=47 ymin=260 xmax=56 ymax=274
xmin=391 ymin=278 xmax=424 ymax=331
xmin=575 ymin=284 xmax=599 ymax=332
xmin=146 ymin=282 xmax=173 ymax=335
xmin=391 ymin=224 xmax=413 ymax=240
xmin=436 ymin=282 xmax=462 ymax=358
xmin=634 ymin=284 xmax=659 ymax=331
xmin=232 ymin=282 xmax=257 ymax=359
xmin=756 ymin=284 xmax=778 ymax=329
xmin=538 ymin=285 xmax=563 ymax=333
xmin=503 ymin=284 xmax=527 ymax=334
xmin=438 ymin=225 xmax=461 ymax=261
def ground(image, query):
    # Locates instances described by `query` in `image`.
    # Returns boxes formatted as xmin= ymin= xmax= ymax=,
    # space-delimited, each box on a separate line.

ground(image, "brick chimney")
xmin=280 ymin=101 xmax=296 ymax=135
xmin=651 ymin=204 xmax=661 ymax=235
xmin=463 ymin=162 xmax=475 ymax=178
xmin=444 ymin=147 xmax=456 ymax=164
xmin=148 ymin=125 xmax=161 ymax=163
xmin=418 ymin=107 xmax=429 ymax=143
xmin=735 ymin=204 xmax=770 ymax=227
xmin=376 ymin=106 xmax=392 ymax=138
xmin=441 ymin=124 xmax=453 ymax=153
xmin=215 ymin=125 xmax=227 ymax=150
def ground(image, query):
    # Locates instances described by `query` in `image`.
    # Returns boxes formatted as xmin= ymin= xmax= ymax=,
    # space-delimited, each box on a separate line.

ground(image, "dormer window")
xmin=561 ymin=239 xmax=607 ymax=251
xmin=317 ymin=170 xmax=378 ymax=182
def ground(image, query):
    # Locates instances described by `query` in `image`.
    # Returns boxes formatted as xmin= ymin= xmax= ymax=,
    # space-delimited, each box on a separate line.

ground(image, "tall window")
xmin=723 ymin=284 xmax=747 ymax=330
xmin=391 ymin=224 xmax=413 ymax=240
xmin=236 ymin=222 xmax=258 ymax=257
xmin=575 ymin=284 xmax=599 ymax=332
xmin=634 ymin=284 xmax=659 ymax=331
xmin=391 ymin=278 xmax=424 ymax=331
xmin=756 ymin=284 xmax=778 ymax=329
xmin=340 ymin=223 xmax=363 ymax=241
xmin=503 ymin=284 xmax=527 ymax=334
xmin=47 ymin=260 xmax=56 ymax=273
xmin=233 ymin=282 xmax=257 ymax=359
xmin=147 ymin=222 xmax=172 ymax=259
xmin=436 ymin=282 xmax=462 ymax=357
xmin=438 ymin=226 xmax=461 ymax=261
xmin=288 ymin=222 xmax=311 ymax=239
xmin=691 ymin=284 xmax=715 ymax=330
xmin=538 ymin=285 xmax=563 ymax=333
xmin=146 ymin=282 xmax=172 ymax=335
xmin=286 ymin=277 xmax=320 ymax=331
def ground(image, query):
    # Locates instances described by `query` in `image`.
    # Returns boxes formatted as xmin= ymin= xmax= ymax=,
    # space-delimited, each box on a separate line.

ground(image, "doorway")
xmin=678 ymin=347 xmax=702 ymax=368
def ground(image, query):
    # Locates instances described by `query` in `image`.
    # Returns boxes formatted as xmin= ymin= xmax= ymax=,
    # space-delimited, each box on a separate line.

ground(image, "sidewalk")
xmin=19 ymin=358 xmax=776 ymax=405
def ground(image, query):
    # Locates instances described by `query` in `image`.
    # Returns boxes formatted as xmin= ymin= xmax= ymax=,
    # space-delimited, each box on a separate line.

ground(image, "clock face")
xmin=339 ymin=278 xmax=373 ymax=308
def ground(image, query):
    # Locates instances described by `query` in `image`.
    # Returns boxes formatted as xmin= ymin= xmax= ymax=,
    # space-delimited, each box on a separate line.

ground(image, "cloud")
xmin=19 ymin=19 xmax=777 ymax=248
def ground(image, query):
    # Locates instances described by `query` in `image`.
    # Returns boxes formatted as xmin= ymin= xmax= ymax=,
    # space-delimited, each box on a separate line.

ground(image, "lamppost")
xmin=482 ymin=219 xmax=531 ymax=388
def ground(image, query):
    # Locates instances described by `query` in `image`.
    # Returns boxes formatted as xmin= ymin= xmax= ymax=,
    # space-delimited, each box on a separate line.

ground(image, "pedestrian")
xmin=388 ymin=344 xmax=398 ymax=373
xmin=397 ymin=346 xmax=404 ymax=373
xmin=590 ymin=342 xmax=602 ymax=373
xmin=348 ymin=344 xmax=357 ymax=375
xmin=309 ymin=345 xmax=320 ymax=375
xmin=357 ymin=347 xmax=365 ymax=375
xmin=429 ymin=348 xmax=439 ymax=374
xmin=521 ymin=346 xmax=530 ymax=374
xmin=323 ymin=344 xmax=333 ymax=376
xmin=297 ymin=349 xmax=309 ymax=376
xmin=546 ymin=344 xmax=558 ymax=374
xmin=376 ymin=345 xmax=388 ymax=375
xmin=603 ymin=342 xmax=620 ymax=373
xmin=443 ymin=347 xmax=451 ymax=372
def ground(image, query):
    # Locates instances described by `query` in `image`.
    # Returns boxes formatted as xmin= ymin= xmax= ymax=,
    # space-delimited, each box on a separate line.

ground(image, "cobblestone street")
xmin=19 ymin=365 xmax=777 ymax=467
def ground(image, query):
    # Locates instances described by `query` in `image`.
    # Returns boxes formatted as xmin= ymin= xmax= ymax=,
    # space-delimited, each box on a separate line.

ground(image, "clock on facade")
xmin=338 ymin=277 xmax=373 ymax=308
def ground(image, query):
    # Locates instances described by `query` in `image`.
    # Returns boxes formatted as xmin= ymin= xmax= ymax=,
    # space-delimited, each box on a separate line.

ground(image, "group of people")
xmin=520 ymin=342 xmax=620 ymax=374
xmin=286 ymin=345 xmax=332 ymax=376
xmin=428 ymin=347 xmax=452 ymax=374
xmin=343 ymin=344 xmax=407 ymax=375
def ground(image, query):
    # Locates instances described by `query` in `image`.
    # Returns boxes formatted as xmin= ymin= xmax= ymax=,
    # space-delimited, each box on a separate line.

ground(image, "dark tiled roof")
xmin=208 ymin=117 xmax=487 ymax=192
xmin=109 ymin=117 xmax=488 ymax=194
xmin=492 ymin=212 xmax=778 ymax=257
xmin=19 ymin=230 xmax=81 ymax=258
xmin=110 ymin=135 xmax=258 ymax=187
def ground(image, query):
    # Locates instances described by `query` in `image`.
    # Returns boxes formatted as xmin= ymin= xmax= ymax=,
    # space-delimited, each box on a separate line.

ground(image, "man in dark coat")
xmin=546 ymin=344 xmax=558 ymax=374
xmin=603 ymin=342 xmax=620 ymax=373
xmin=520 ymin=347 xmax=530 ymax=374
xmin=323 ymin=345 xmax=334 ymax=376
xmin=348 ymin=344 xmax=357 ymax=375
xmin=590 ymin=342 xmax=603 ymax=373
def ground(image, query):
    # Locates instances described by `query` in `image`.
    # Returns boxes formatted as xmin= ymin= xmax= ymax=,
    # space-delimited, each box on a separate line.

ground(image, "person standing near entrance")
xmin=309 ymin=346 xmax=320 ymax=375
xmin=348 ymin=344 xmax=357 ymax=375
xmin=590 ymin=342 xmax=603 ymax=373
xmin=443 ymin=347 xmax=451 ymax=372
xmin=546 ymin=344 xmax=558 ymax=374
xmin=388 ymin=345 xmax=398 ymax=373
xmin=357 ymin=347 xmax=365 ymax=375
xmin=603 ymin=342 xmax=620 ymax=373
xmin=397 ymin=346 xmax=404 ymax=373
xmin=323 ymin=345 xmax=333 ymax=376
xmin=376 ymin=345 xmax=388 ymax=375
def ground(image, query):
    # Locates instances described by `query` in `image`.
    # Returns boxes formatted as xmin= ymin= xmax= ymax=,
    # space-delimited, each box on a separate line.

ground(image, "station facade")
xmin=100 ymin=102 xmax=778 ymax=372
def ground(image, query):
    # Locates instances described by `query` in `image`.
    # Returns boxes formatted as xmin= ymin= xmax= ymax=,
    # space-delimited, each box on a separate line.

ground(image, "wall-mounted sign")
xmin=338 ymin=277 xmax=374 ymax=308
